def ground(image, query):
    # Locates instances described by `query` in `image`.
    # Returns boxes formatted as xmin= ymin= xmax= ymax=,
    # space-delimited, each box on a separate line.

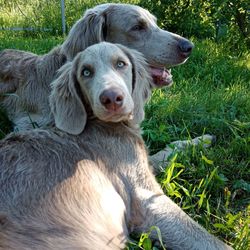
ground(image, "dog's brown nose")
xmin=178 ymin=39 xmax=194 ymax=57
xmin=100 ymin=88 xmax=124 ymax=111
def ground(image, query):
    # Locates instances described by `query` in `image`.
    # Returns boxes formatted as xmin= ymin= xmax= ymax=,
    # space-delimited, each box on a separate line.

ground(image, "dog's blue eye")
xmin=82 ymin=68 xmax=91 ymax=77
xmin=117 ymin=61 xmax=126 ymax=68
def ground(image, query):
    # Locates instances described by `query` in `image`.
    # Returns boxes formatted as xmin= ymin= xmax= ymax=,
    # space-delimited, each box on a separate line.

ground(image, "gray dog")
xmin=0 ymin=43 xmax=232 ymax=250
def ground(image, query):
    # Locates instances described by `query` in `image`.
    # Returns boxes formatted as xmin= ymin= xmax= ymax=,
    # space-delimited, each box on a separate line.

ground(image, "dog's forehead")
xmin=80 ymin=43 xmax=130 ymax=65
xmin=106 ymin=4 xmax=157 ymax=26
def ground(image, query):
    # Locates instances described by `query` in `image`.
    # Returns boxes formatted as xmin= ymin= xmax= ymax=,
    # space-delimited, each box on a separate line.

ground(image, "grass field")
xmin=0 ymin=31 xmax=249 ymax=249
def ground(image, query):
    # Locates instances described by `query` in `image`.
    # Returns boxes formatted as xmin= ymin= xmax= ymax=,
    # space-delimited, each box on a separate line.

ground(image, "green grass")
xmin=0 ymin=32 xmax=249 ymax=249
xmin=0 ymin=0 xmax=139 ymax=35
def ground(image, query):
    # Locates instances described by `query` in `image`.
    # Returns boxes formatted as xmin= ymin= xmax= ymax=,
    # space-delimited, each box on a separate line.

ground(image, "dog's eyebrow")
xmin=111 ymin=54 xmax=130 ymax=65
xmin=139 ymin=12 xmax=158 ymax=27
xmin=137 ymin=19 xmax=148 ymax=27
xmin=81 ymin=64 xmax=95 ymax=73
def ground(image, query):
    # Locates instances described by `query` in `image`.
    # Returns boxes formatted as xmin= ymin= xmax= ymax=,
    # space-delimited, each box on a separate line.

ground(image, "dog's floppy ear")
xmin=49 ymin=55 xmax=87 ymax=135
xmin=62 ymin=8 xmax=106 ymax=60
xmin=115 ymin=44 xmax=152 ymax=124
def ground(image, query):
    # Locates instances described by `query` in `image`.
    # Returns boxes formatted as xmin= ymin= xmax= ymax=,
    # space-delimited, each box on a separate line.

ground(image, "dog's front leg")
xmin=132 ymin=187 xmax=233 ymax=250
xmin=150 ymin=134 xmax=216 ymax=174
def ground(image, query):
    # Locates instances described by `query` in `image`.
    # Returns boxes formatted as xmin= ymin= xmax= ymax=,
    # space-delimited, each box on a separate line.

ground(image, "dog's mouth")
xmin=95 ymin=106 xmax=134 ymax=123
xmin=150 ymin=66 xmax=173 ymax=88
xmin=98 ymin=111 xmax=133 ymax=123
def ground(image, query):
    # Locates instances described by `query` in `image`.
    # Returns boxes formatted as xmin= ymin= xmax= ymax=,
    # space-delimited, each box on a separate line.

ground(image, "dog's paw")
xmin=149 ymin=134 xmax=216 ymax=174
xmin=170 ymin=134 xmax=216 ymax=150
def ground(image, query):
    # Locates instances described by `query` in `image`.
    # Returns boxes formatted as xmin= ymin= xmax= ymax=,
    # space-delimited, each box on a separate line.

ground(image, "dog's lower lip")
xmin=99 ymin=109 xmax=133 ymax=122
xmin=180 ymin=52 xmax=191 ymax=59
xmin=150 ymin=66 xmax=173 ymax=87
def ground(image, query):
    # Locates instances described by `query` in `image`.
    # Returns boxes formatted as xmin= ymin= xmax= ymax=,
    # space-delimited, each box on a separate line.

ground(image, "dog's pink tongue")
xmin=150 ymin=67 xmax=172 ymax=87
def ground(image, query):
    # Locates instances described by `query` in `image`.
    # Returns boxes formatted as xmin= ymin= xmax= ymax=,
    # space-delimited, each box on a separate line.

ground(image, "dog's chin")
xmin=95 ymin=110 xmax=134 ymax=123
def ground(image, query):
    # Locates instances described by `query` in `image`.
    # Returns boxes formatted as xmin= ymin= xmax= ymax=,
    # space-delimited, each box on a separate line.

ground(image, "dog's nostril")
xmin=101 ymin=96 xmax=112 ymax=105
xmin=100 ymin=88 xmax=124 ymax=111
xmin=116 ymin=95 xmax=123 ymax=103
xmin=178 ymin=40 xmax=194 ymax=55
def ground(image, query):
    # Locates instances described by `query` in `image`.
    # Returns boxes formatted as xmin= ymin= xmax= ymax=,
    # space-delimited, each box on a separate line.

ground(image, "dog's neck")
xmin=85 ymin=118 xmax=141 ymax=137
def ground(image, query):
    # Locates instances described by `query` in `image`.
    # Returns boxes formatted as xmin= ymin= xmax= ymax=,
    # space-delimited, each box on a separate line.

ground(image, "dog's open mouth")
xmin=150 ymin=66 xmax=173 ymax=87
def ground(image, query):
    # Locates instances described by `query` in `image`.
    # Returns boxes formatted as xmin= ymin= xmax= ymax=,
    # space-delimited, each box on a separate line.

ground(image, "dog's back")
xmin=0 ymin=49 xmax=37 ymax=93
xmin=0 ymin=47 xmax=66 ymax=130
xmin=0 ymin=49 xmax=36 ymax=78
xmin=0 ymin=121 xmax=148 ymax=249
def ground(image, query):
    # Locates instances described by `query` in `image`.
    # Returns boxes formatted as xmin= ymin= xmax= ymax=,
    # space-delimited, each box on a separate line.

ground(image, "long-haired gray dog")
xmin=0 ymin=43 xmax=231 ymax=250
xmin=0 ymin=3 xmax=193 ymax=130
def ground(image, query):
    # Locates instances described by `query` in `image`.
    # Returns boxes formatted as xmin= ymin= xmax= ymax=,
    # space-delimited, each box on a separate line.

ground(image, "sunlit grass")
xmin=0 ymin=0 xmax=140 ymax=34
xmin=141 ymin=38 xmax=250 ymax=249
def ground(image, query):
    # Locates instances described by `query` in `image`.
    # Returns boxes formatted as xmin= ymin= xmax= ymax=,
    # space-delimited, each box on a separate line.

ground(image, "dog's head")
xmin=61 ymin=3 xmax=194 ymax=88
xmin=50 ymin=42 xmax=152 ymax=135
